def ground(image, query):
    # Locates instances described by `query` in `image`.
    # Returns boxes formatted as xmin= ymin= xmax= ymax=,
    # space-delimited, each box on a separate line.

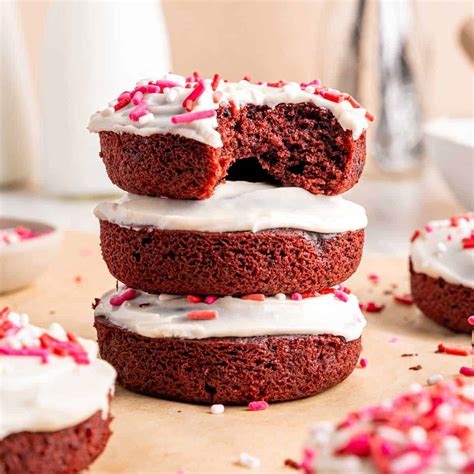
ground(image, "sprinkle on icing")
xmin=300 ymin=378 xmax=474 ymax=473
xmin=95 ymin=286 xmax=366 ymax=341
xmin=88 ymin=73 xmax=372 ymax=147
xmin=0 ymin=308 xmax=89 ymax=364
xmin=411 ymin=213 xmax=474 ymax=288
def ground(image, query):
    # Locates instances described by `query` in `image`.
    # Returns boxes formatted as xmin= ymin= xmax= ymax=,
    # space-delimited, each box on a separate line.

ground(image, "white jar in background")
xmin=37 ymin=1 xmax=171 ymax=196
xmin=1 ymin=1 xmax=38 ymax=187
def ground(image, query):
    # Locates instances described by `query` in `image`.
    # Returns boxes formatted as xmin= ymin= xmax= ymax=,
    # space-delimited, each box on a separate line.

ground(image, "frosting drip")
xmin=94 ymin=181 xmax=367 ymax=234
xmin=94 ymin=287 xmax=366 ymax=341
xmin=0 ymin=312 xmax=116 ymax=439
xmin=410 ymin=214 xmax=474 ymax=288
xmin=88 ymin=73 xmax=370 ymax=146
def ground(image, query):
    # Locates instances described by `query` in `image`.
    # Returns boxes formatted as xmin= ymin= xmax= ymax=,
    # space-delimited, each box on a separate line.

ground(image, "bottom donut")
xmin=1 ymin=411 xmax=112 ymax=474
xmin=94 ymin=287 xmax=365 ymax=404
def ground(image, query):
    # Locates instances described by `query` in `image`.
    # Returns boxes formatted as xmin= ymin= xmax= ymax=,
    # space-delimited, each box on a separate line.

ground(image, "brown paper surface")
xmin=1 ymin=232 xmax=470 ymax=473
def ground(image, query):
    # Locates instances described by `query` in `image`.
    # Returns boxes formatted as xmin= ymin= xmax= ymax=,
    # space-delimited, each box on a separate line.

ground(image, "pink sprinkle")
xmin=132 ymin=91 xmax=144 ymax=105
xmin=425 ymin=224 xmax=433 ymax=232
xmin=110 ymin=289 xmax=137 ymax=306
xmin=459 ymin=366 xmax=474 ymax=376
xmin=359 ymin=358 xmax=368 ymax=368
xmin=388 ymin=336 xmax=400 ymax=343
xmin=447 ymin=233 xmax=453 ymax=241
xmin=248 ymin=400 xmax=269 ymax=411
xmin=154 ymin=80 xmax=180 ymax=89
xmin=204 ymin=296 xmax=218 ymax=305
xmin=300 ymin=448 xmax=316 ymax=472
xmin=186 ymin=310 xmax=217 ymax=320
xmin=291 ymin=292 xmax=303 ymax=301
xmin=171 ymin=109 xmax=216 ymax=124
xmin=368 ymin=273 xmax=380 ymax=284
xmin=334 ymin=290 xmax=349 ymax=303
xmin=468 ymin=315 xmax=474 ymax=325
xmin=0 ymin=347 xmax=50 ymax=364
xmin=129 ymin=105 xmax=148 ymax=121
xmin=182 ymin=79 xmax=205 ymax=108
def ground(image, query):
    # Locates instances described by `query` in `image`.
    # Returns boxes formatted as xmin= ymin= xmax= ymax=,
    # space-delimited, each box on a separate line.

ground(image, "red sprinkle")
xmin=211 ymin=73 xmax=221 ymax=91
xmin=248 ymin=400 xmax=269 ymax=411
xmin=204 ymin=296 xmax=218 ymax=305
xmin=363 ymin=302 xmax=385 ymax=313
xmin=171 ymin=109 xmax=216 ymax=124
xmin=459 ymin=366 xmax=474 ymax=376
xmin=187 ymin=295 xmax=202 ymax=304
xmin=110 ymin=289 xmax=137 ymax=306
xmin=468 ymin=315 xmax=474 ymax=325
xmin=186 ymin=310 xmax=217 ymax=320
xmin=73 ymin=275 xmax=82 ymax=284
xmin=393 ymin=294 xmax=414 ymax=305
xmin=301 ymin=291 xmax=317 ymax=299
xmin=365 ymin=111 xmax=375 ymax=122
xmin=437 ymin=344 xmax=469 ymax=356
xmin=462 ymin=237 xmax=474 ymax=249
xmin=241 ymin=294 xmax=265 ymax=302
xmin=410 ymin=229 xmax=421 ymax=242
xmin=114 ymin=97 xmax=131 ymax=111
xmin=368 ymin=273 xmax=380 ymax=284
xmin=359 ymin=358 xmax=368 ymax=368
xmin=182 ymin=79 xmax=205 ymax=108
xmin=319 ymin=288 xmax=336 ymax=295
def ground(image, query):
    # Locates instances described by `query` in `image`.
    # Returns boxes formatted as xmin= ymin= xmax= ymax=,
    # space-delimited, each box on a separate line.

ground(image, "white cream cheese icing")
xmin=0 ymin=312 xmax=116 ymax=439
xmin=94 ymin=287 xmax=366 ymax=341
xmin=410 ymin=214 xmax=474 ymax=288
xmin=94 ymin=181 xmax=368 ymax=233
xmin=88 ymin=73 xmax=370 ymax=146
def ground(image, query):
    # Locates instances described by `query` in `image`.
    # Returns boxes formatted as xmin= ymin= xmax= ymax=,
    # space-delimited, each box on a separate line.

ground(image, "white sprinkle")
xmin=427 ymin=374 xmax=443 ymax=386
xmin=138 ymin=113 xmax=154 ymax=126
xmin=48 ymin=322 xmax=67 ymax=340
xmin=7 ymin=312 xmax=21 ymax=326
xmin=108 ymin=99 xmax=118 ymax=107
xmin=442 ymin=435 xmax=461 ymax=452
xmin=158 ymin=294 xmax=181 ymax=301
xmin=166 ymin=89 xmax=178 ymax=103
xmin=210 ymin=404 xmax=225 ymax=415
xmin=274 ymin=293 xmax=286 ymax=301
xmin=436 ymin=242 xmax=447 ymax=253
xmin=305 ymin=86 xmax=316 ymax=94
xmin=408 ymin=426 xmax=427 ymax=444
xmin=163 ymin=87 xmax=170 ymax=94
xmin=101 ymin=107 xmax=115 ymax=117
xmin=391 ymin=453 xmax=421 ymax=472
xmin=238 ymin=452 xmax=261 ymax=469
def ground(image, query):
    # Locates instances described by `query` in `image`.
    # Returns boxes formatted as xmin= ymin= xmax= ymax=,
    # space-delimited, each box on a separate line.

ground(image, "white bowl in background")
xmin=0 ymin=217 xmax=62 ymax=294
xmin=424 ymin=118 xmax=474 ymax=210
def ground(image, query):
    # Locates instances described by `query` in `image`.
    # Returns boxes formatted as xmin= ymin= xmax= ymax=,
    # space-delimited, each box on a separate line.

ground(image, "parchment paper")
xmin=1 ymin=232 xmax=470 ymax=473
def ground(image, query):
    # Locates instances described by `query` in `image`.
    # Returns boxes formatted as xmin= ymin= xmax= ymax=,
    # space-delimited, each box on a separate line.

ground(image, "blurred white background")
xmin=1 ymin=0 xmax=473 ymax=255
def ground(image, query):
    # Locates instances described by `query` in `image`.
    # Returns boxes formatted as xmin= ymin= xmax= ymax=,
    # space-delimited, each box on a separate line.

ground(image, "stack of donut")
xmin=89 ymin=73 xmax=373 ymax=404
